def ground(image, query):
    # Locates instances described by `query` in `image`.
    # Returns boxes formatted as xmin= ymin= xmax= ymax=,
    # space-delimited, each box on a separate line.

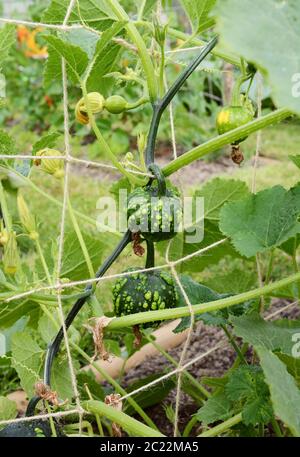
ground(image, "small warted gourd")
xmin=216 ymin=104 xmax=254 ymax=145
xmin=113 ymin=268 xmax=178 ymax=328
xmin=0 ymin=419 xmax=64 ymax=437
xmin=127 ymin=186 xmax=182 ymax=242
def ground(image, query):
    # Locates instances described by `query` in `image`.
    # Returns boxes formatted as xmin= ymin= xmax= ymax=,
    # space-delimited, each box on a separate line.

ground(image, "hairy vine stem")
xmin=105 ymin=270 xmax=300 ymax=330
xmin=163 ymin=108 xmax=292 ymax=176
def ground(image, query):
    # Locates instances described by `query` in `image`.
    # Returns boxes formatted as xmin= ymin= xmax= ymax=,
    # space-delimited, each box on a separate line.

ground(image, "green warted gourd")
xmin=127 ymin=186 xmax=182 ymax=242
xmin=216 ymin=105 xmax=254 ymax=145
xmin=113 ymin=268 xmax=178 ymax=328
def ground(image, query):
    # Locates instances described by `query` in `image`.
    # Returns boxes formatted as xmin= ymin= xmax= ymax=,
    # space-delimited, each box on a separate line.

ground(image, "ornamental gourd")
xmin=216 ymin=105 xmax=254 ymax=145
xmin=112 ymin=268 xmax=178 ymax=328
xmin=127 ymin=186 xmax=182 ymax=242
xmin=0 ymin=419 xmax=64 ymax=437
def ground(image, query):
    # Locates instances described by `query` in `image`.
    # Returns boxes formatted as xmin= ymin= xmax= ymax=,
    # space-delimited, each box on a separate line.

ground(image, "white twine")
xmin=48 ymin=0 xmax=84 ymax=430
xmin=4 ymin=238 xmax=227 ymax=303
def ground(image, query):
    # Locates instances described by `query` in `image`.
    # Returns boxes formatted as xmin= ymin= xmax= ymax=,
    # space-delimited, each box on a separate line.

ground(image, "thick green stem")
xmin=271 ymin=418 xmax=283 ymax=437
xmin=106 ymin=270 xmax=300 ymax=330
xmin=163 ymin=108 xmax=292 ymax=176
xmin=107 ymin=0 xmax=158 ymax=102
xmin=198 ymin=413 xmax=242 ymax=437
xmin=84 ymin=400 xmax=164 ymax=437
xmin=183 ymin=414 xmax=199 ymax=437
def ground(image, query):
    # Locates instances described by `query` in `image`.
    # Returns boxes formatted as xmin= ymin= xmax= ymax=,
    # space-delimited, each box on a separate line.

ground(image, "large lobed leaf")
xmin=225 ymin=365 xmax=272 ymax=426
xmin=180 ymin=0 xmax=217 ymax=32
xmin=11 ymin=332 xmax=43 ymax=396
xmin=0 ymin=396 xmax=17 ymax=422
xmin=216 ymin=0 xmax=300 ymax=114
xmin=230 ymin=312 xmax=300 ymax=355
xmin=219 ymin=185 xmax=300 ymax=258
xmin=0 ymin=25 xmax=15 ymax=71
xmin=43 ymin=35 xmax=89 ymax=84
xmin=194 ymin=178 xmax=250 ymax=222
xmin=43 ymin=0 xmax=114 ymax=31
xmin=256 ymin=347 xmax=300 ymax=436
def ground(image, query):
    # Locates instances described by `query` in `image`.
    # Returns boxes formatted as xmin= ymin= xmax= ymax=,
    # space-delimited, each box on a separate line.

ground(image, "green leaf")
xmin=219 ymin=186 xmax=300 ymax=258
xmin=61 ymin=230 xmax=105 ymax=281
xmin=225 ymin=365 xmax=272 ymax=425
xmin=0 ymin=129 xmax=16 ymax=166
xmin=256 ymin=346 xmax=300 ymax=436
xmin=77 ymin=371 xmax=105 ymax=401
xmin=180 ymin=0 xmax=217 ymax=32
xmin=197 ymin=391 xmax=234 ymax=425
xmin=275 ymin=353 xmax=300 ymax=385
xmin=62 ymin=29 xmax=99 ymax=59
xmin=0 ymin=396 xmax=17 ymax=421
xmin=105 ymin=339 xmax=121 ymax=357
xmin=163 ymin=220 xmax=238 ymax=273
xmin=52 ymin=357 xmax=79 ymax=400
xmin=174 ymin=275 xmax=256 ymax=332
xmin=32 ymin=131 xmax=62 ymax=154
xmin=43 ymin=35 xmax=88 ymax=84
xmin=11 ymin=332 xmax=43 ymax=396
xmin=216 ymin=0 xmax=300 ymax=114
xmin=38 ymin=314 xmax=57 ymax=345
xmin=173 ymin=275 xmax=224 ymax=332
xmin=43 ymin=0 xmax=115 ymax=31
xmin=230 ymin=312 xmax=300 ymax=355
xmin=290 ymin=155 xmax=300 ymax=170
xmin=195 ymin=178 xmax=249 ymax=222
xmin=0 ymin=25 xmax=15 ymax=71
xmin=0 ymin=299 xmax=38 ymax=330
xmin=203 ymin=266 xmax=257 ymax=295
xmin=86 ymin=22 xmax=124 ymax=91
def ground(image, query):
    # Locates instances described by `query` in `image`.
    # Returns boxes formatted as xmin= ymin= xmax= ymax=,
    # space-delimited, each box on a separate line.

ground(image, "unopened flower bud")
xmin=75 ymin=92 xmax=104 ymax=124
xmin=35 ymin=148 xmax=64 ymax=179
xmin=153 ymin=16 xmax=167 ymax=47
xmin=17 ymin=193 xmax=38 ymax=239
xmin=3 ymin=231 xmax=20 ymax=276
xmin=0 ymin=228 xmax=9 ymax=245
xmin=123 ymin=151 xmax=134 ymax=167
xmin=137 ymin=132 xmax=147 ymax=154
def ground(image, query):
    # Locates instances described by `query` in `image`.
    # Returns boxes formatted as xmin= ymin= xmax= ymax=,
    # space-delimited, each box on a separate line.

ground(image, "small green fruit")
xmin=105 ymin=95 xmax=128 ymax=114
